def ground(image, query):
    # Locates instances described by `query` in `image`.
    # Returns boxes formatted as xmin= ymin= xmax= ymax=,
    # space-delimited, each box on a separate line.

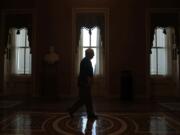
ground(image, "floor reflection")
xmin=80 ymin=116 xmax=96 ymax=135
xmin=12 ymin=113 xmax=32 ymax=135
xmin=150 ymin=116 xmax=168 ymax=135
xmin=1 ymin=112 xmax=180 ymax=135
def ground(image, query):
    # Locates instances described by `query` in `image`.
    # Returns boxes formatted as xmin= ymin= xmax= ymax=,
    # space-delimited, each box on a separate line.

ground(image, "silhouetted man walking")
xmin=68 ymin=48 xmax=98 ymax=119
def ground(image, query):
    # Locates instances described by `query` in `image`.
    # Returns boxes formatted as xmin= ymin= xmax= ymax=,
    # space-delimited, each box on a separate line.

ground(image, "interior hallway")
xmin=0 ymin=98 xmax=180 ymax=135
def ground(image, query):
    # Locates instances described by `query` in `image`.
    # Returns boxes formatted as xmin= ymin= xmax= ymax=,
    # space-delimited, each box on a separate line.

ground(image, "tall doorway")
xmin=0 ymin=9 xmax=35 ymax=97
xmin=147 ymin=10 xmax=180 ymax=99
xmin=72 ymin=8 xmax=109 ymax=97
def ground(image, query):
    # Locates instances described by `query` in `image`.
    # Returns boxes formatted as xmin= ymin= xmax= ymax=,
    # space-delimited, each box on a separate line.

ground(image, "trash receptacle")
xmin=120 ymin=70 xmax=133 ymax=101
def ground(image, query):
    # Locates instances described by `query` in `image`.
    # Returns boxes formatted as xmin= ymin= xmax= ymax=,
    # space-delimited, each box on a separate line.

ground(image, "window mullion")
xmin=89 ymin=29 xmax=91 ymax=47
xmin=155 ymin=29 xmax=158 ymax=75
xmin=24 ymin=30 xmax=27 ymax=74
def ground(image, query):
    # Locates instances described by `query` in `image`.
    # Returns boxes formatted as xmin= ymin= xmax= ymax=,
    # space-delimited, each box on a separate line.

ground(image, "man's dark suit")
xmin=69 ymin=56 xmax=95 ymax=117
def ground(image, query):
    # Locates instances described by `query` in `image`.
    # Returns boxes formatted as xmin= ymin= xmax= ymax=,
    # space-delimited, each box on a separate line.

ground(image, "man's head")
xmin=85 ymin=48 xmax=94 ymax=59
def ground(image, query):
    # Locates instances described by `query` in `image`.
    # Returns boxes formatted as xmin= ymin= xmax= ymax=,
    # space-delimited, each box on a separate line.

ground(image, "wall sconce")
xmin=16 ymin=29 xmax=20 ymax=34
xmin=163 ymin=28 xmax=166 ymax=35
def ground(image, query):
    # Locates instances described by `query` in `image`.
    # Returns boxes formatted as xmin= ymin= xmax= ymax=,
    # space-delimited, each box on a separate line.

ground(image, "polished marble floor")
xmin=0 ymin=98 xmax=180 ymax=135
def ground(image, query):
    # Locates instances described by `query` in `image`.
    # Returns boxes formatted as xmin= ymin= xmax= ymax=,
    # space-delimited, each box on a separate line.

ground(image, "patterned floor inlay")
xmin=0 ymin=100 xmax=22 ymax=109
xmin=159 ymin=102 xmax=180 ymax=111
xmin=0 ymin=112 xmax=180 ymax=135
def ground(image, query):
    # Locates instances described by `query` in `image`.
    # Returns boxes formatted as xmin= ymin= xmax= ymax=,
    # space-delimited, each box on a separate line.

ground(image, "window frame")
xmin=81 ymin=27 xmax=101 ymax=75
xmin=150 ymin=27 xmax=174 ymax=78
xmin=11 ymin=28 xmax=32 ymax=76
xmin=151 ymin=28 xmax=166 ymax=76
